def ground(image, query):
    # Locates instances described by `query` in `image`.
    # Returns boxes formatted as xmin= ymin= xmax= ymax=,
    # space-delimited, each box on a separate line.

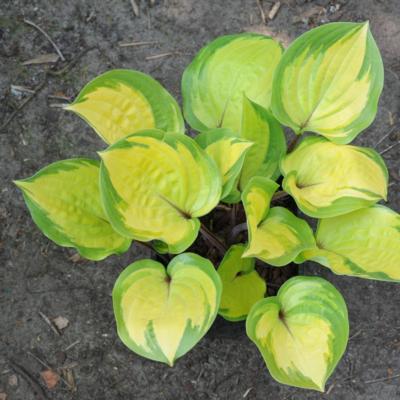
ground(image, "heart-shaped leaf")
xmin=113 ymin=253 xmax=222 ymax=366
xmin=99 ymin=130 xmax=221 ymax=253
xmin=14 ymin=159 xmax=131 ymax=260
xmin=195 ymin=128 xmax=253 ymax=202
xmin=217 ymin=244 xmax=266 ymax=321
xmin=281 ymin=136 xmax=388 ymax=218
xmin=242 ymin=177 xmax=315 ymax=266
xmin=271 ymin=22 xmax=383 ymax=144
xmin=246 ymin=276 xmax=349 ymax=391
xmin=66 ymin=69 xmax=184 ymax=144
xmin=239 ymin=96 xmax=286 ymax=189
xmin=301 ymin=205 xmax=400 ymax=282
xmin=182 ymin=33 xmax=283 ymax=134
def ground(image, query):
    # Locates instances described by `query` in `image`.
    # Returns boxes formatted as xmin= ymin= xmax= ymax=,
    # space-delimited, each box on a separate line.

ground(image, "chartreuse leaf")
xmin=246 ymin=276 xmax=349 ymax=391
xmin=301 ymin=205 xmax=400 ymax=282
xmin=217 ymin=244 xmax=266 ymax=321
xmin=182 ymin=33 xmax=283 ymax=134
xmin=281 ymin=136 xmax=388 ymax=218
xmin=271 ymin=22 xmax=383 ymax=144
xmin=14 ymin=159 xmax=131 ymax=260
xmin=242 ymin=177 xmax=315 ymax=266
xmin=113 ymin=253 xmax=222 ymax=366
xmin=66 ymin=69 xmax=184 ymax=144
xmin=195 ymin=129 xmax=253 ymax=202
xmin=99 ymin=129 xmax=221 ymax=254
xmin=239 ymin=96 xmax=286 ymax=189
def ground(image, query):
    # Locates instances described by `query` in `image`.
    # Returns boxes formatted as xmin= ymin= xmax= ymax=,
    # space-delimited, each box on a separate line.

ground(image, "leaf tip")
xmin=13 ymin=179 xmax=27 ymax=190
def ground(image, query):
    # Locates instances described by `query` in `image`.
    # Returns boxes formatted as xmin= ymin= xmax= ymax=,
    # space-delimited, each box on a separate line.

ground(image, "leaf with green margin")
xmin=242 ymin=177 xmax=316 ymax=266
xmin=246 ymin=276 xmax=349 ymax=391
xmin=113 ymin=253 xmax=222 ymax=366
xmin=239 ymin=96 xmax=286 ymax=189
xmin=280 ymin=136 xmax=388 ymax=218
xmin=217 ymin=244 xmax=266 ymax=321
xmin=65 ymin=69 xmax=184 ymax=144
xmin=182 ymin=33 xmax=283 ymax=134
xmin=271 ymin=22 xmax=384 ymax=144
xmin=195 ymin=128 xmax=253 ymax=201
xmin=301 ymin=205 xmax=400 ymax=282
xmin=99 ymin=129 xmax=222 ymax=254
xmin=14 ymin=159 xmax=131 ymax=261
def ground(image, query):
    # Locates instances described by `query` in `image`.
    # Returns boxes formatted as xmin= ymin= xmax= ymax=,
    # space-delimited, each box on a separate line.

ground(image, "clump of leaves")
xmin=16 ymin=22 xmax=399 ymax=392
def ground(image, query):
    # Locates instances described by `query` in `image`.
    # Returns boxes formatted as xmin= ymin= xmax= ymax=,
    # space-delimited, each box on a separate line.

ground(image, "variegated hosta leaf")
xmin=242 ymin=177 xmax=315 ymax=266
xmin=113 ymin=253 xmax=222 ymax=366
xmin=217 ymin=244 xmax=266 ymax=321
xmin=271 ymin=22 xmax=384 ymax=144
xmin=195 ymin=128 xmax=253 ymax=202
xmin=99 ymin=129 xmax=221 ymax=254
xmin=66 ymin=69 xmax=184 ymax=144
xmin=246 ymin=276 xmax=349 ymax=391
xmin=281 ymin=136 xmax=388 ymax=218
xmin=182 ymin=33 xmax=283 ymax=134
xmin=239 ymin=96 xmax=286 ymax=189
xmin=14 ymin=159 xmax=131 ymax=260
xmin=301 ymin=205 xmax=400 ymax=282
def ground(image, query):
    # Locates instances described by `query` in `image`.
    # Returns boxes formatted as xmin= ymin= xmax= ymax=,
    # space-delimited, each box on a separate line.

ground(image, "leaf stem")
xmin=229 ymin=222 xmax=248 ymax=244
xmin=287 ymin=135 xmax=300 ymax=152
xmin=271 ymin=190 xmax=289 ymax=202
xmin=200 ymin=223 xmax=227 ymax=255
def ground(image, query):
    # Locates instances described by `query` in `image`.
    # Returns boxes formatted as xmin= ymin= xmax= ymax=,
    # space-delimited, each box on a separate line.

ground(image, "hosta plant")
xmin=16 ymin=22 xmax=399 ymax=392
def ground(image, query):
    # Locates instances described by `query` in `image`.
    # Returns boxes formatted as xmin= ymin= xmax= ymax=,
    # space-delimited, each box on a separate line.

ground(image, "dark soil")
xmin=1 ymin=1 xmax=400 ymax=399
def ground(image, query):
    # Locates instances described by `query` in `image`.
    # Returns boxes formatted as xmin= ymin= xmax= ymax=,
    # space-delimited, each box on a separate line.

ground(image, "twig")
xmin=48 ymin=93 xmax=71 ymax=101
xmin=200 ymin=223 xmax=227 ymax=255
xmin=9 ymin=360 xmax=48 ymax=400
xmin=364 ymin=373 xmax=400 ymax=384
xmin=11 ymin=85 xmax=35 ymax=95
xmin=1 ymin=79 xmax=47 ymax=132
xmin=256 ymin=0 xmax=266 ymax=24
xmin=27 ymin=352 xmax=51 ymax=370
xmin=47 ymin=46 xmax=97 ymax=77
xmin=243 ymin=387 xmax=253 ymax=398
xmin=375 ymin=126 xmax=396 ymax=147
xmin=64 ymin=340 xmax=80 ymax=351
xmin=145 ymin=52 xmax=175 ymax=61
xmin=38 ymin=311 xmax=60 ymax=336
xmin=118 ymin=40 xmax=159 ymax=48
xmin=49 ymin=103 xmax=69 ymax=108
xmin=1 ymin=47 xmax=97 ymax=133
xmin=349 ymin=329 xmax=363 ymax=341
xmin=268 ymin=1 xmax=281 ymax=20
xmin=380 ymin=141 xmax=400 ymax=156
xmin=215 ymin=204 xmax=231 ymax=212
xmin=27 ymin=352 xmax=71 ymax=389
xmin=129 ymin=0 xmax=140 ymax=16
xmin=325 ymin=383 xmax=335 ymax=395
xmin=23 ymin=19 xmax=65 ymax=61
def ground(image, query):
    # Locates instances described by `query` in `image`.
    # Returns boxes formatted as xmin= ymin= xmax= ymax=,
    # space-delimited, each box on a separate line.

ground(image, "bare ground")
xmin=1 ymin=0 xmax=400 ymax=399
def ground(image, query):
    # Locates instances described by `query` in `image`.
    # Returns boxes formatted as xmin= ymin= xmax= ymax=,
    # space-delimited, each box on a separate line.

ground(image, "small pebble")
xmin=8 ymin=375 xmax=18 ymax=387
